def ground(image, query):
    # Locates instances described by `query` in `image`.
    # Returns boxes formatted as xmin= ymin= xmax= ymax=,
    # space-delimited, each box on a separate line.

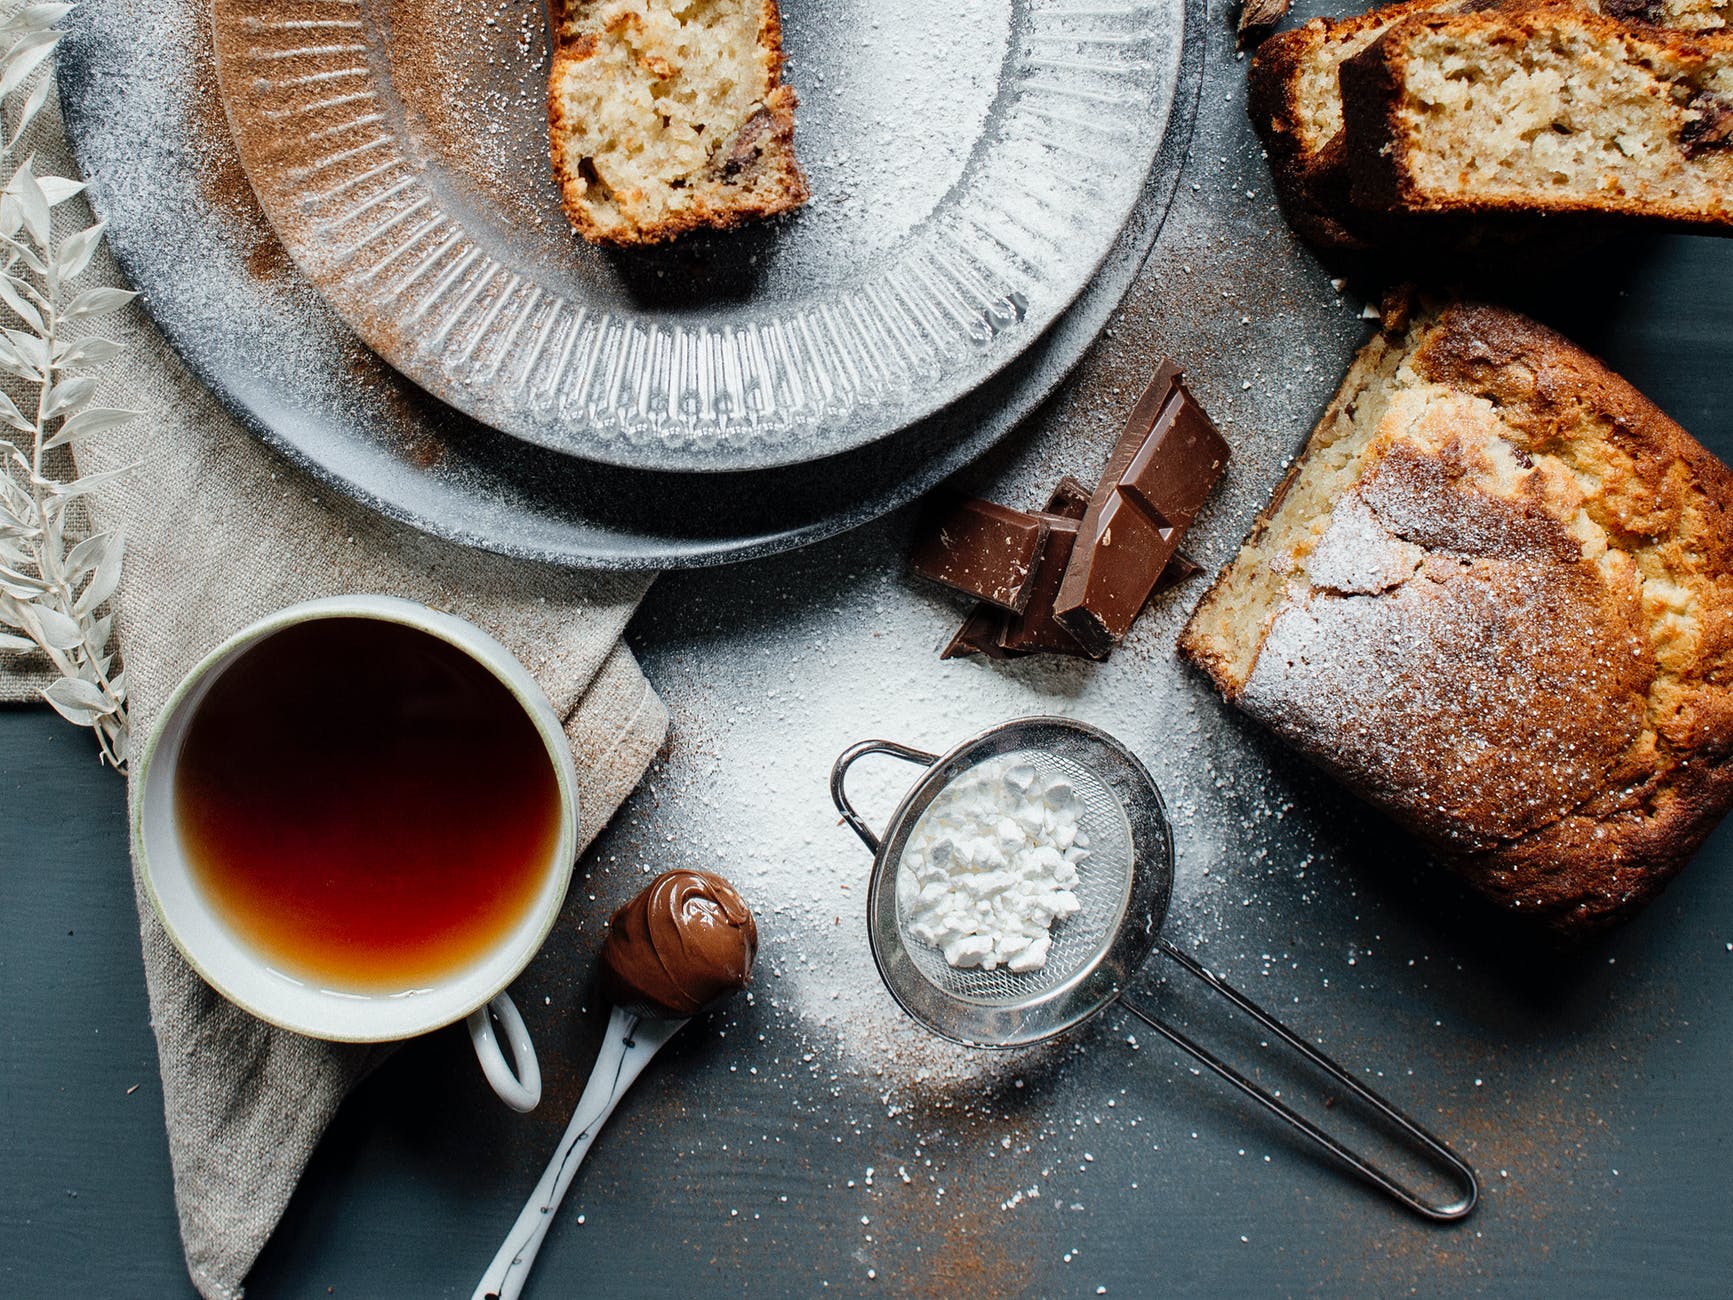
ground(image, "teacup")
xmin=132 ymin=595 xmax=580 ymax=1112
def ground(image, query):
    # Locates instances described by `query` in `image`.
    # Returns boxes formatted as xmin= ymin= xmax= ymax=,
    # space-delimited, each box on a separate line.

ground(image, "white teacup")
xmin=131 ymin=595 xmax=579 ymax=1112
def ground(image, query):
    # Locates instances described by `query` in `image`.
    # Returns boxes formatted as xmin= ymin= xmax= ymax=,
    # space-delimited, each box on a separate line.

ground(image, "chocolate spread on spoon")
xmin=599 ymin=870 xmax=757 ymax=1018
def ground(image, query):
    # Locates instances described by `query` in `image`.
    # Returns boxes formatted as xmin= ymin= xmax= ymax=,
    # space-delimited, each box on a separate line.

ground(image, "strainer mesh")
xmin=892 ymin=747 xmax=1134 ymax=1006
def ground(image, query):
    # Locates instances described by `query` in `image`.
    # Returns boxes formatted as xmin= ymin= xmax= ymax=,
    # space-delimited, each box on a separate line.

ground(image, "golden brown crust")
xmin=548 ymin=0 xmax=809 ymax=248
xmin=1181 ymin=301 xmax=1733 ymax=937
xmin=1340 ymin=6 xmax=1733 ymax=230
xmin=1248 ymin=0 xmax=1493 ymax=250
xmin=1410 ymin=304 xmax=1733 ymax=930
xmin=1248 ymin=21 xmax=1371 ymax=249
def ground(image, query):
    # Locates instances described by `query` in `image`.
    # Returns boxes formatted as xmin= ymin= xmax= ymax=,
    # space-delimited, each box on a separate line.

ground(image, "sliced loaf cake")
xmin=1340 ymin=6 xmax=1733 ymax=231
xmin=1180 ymin=299 xmax=1733 ymax=935
xmin=1248 ymin=0 xmax=1479 ymax=249
xmin=1251 ymin=0 xmax=1733 ymax=249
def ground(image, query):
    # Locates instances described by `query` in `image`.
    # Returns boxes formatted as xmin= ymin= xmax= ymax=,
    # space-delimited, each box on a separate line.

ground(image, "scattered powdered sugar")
xmin=620 ymin=541 xmax=1340 ymax=1093
xmin=601 ymin=20 xmax=1386 ymax=1108
xmin=73 ymin=0 xmax=1391 ymax=1113
xmin=898 ymin=756 xmax=1089 ymax=973
xmin=67 ymin=0 xmax=486 ymax=482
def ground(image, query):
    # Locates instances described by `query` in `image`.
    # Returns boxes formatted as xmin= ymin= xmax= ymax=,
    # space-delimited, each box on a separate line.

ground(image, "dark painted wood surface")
xmin=6 ymin=2 xmax=1733 ymax=1295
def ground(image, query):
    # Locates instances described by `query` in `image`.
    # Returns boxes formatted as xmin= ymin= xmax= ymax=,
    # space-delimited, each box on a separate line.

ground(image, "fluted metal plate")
xmin=211 ymin=0 xmax=1188 ymax=472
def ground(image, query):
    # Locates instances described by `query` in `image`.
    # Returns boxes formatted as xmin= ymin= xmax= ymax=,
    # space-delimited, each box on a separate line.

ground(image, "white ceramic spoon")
xmin=472 ymin=1005 xmax=687 ymax=1300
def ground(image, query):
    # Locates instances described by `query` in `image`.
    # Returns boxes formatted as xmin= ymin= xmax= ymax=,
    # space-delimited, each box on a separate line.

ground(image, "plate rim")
xmin=56 ymin=0 xmax=1205 ymax=571
xmin=208 ymin=0 xmax=1194 ymax=473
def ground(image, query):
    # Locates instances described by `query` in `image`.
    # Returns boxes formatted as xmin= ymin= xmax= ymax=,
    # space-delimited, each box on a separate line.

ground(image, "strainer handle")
xmin=830 ymin=739 xmax=939 ymax=852
xmin=1121 ymin=939 xmax=1479 ymax=1223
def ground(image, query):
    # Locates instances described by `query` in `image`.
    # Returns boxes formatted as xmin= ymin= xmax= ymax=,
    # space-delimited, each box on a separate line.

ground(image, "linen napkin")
xmin=0 ymin=82 xmax=666 ymax=1300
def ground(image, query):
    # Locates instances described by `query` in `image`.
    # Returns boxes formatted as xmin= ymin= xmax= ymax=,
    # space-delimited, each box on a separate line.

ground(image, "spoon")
xmin=471 ymin=1005 xmax=686 ymax=1300
xmin=473 ymin=869 xmax=757 ymax=1300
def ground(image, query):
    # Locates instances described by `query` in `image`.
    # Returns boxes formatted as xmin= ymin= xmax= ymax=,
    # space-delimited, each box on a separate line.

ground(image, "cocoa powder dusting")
xmin=379 ymin=0 xmax=559 ymax=233
xmin=186 ymin=4 xmax=297 ymax=287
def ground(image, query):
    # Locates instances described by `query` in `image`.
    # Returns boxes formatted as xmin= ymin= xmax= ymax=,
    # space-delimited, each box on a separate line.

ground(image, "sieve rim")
xmin=858 ymin=717 xmax=1174 ymax=1049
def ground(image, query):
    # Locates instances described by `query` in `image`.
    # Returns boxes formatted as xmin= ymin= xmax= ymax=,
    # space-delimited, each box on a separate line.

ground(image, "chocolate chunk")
xmin=1044 ymin=475 xmax=1093 ymax=521
xmin=1053 ymin=362 xmax=1229 ymax=657
xmin=713 ymin=106 xmax=776 ymax=179
xmin=1158 ymin=551 xmax=1206 ymax=594
xmin=998 ymin=514 xmax=1103 ymax=660
xmin=1601 ymin=0 xmax=1661 ymax=23
xmin=910 ymin=496 xmax=1051 ymax=612
xmin=1237 ymin=0 xmax=1291 ymax=44
xmin=941 ymin=605 xmax=1022 ymax=660
xmin=1682 ymin=90 xmax=1733 ymax=160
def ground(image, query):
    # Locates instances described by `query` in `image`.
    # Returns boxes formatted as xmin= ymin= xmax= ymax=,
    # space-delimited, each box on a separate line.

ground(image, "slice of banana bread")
xmin=550 ymin=0 xmax=809 ymax=246
xmin=1249 ymin=0 xmax=1477 ymax=249
xmin=1179 ymin=299 xmax=1733 ymax=936
xmin=1251 ymin=0 xmax=1733 ymax=249
xmin=1340 ymin=6 xmax=1733 ymax=230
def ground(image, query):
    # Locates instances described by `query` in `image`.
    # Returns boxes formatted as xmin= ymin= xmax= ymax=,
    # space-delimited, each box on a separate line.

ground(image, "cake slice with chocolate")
xmin=1180 ymin=300 xmax=1733 ymax=936
xmin=1341 ymin=6 xmax=1733 ymax=232
xmin=550 ymin=0 xmax=809 ymax=246
xmin=1250 ymin=0 xmax=1733 ymax=249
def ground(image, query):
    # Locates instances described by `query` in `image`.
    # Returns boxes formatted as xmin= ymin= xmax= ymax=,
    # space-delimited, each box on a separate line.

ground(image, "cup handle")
xmin=467 ymin=992 xmax=542 ymax=1113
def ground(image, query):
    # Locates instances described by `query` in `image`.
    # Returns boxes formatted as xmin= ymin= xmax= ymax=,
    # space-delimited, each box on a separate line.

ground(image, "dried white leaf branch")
xmin=0 ymin=1 xmax=139 ymax=767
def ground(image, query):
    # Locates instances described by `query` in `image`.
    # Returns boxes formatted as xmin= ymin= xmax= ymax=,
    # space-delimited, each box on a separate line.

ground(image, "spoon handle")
xmin=473 ymin=1005 xmax=687 ymax=1300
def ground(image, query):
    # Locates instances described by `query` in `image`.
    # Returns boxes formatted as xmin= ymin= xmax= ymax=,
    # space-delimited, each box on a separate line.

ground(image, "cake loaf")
xmin=1179 ymin=300 xmax=1733 ymax=936
xmin=549 ymin=0 xmax=809 ymax=246
xmin=1340 ymin=6 xmax=1733 ymax=232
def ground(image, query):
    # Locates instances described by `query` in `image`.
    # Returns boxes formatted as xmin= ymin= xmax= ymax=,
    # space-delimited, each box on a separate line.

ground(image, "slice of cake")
xmin=1179 ymin=298 xmax=1733 ymax=936
xmin=1250 ymin=0 xmax=1733 ymax=250
xmin=1248 ymin=0 xmax=1477 ymax=249
xmin=549 ymin=0 xmax=809 ymax=246
xmin=1340 ymin=6 xmax=1733 ymax=231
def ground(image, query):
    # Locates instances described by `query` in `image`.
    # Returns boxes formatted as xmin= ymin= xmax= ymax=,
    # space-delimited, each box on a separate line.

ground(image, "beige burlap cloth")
xmin=0 ymin=94 xmax=666 ymax=1300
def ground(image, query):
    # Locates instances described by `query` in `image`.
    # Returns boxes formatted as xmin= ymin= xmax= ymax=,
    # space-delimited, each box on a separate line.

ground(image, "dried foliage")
xmin=0 ymin=2 xmax=138 ymax=766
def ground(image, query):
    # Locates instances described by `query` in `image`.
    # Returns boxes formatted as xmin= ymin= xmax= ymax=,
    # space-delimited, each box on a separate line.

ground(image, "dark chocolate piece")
xmin=1682 ymin=91 xmax=1733 ymax=160
xmin=941 ymin=605 xmax=1023 ymax=660
xmin=1156 ymin=550 xmax=1206 ymax=595
xmin=1044 ymin=475 xmax=1092 ymax=521
xmin=910 ymin=496 xmax=1051 ymax=612
xmin=997 ymin=514 xmax=1102 ymax=660
xmin=1053 ymin=363 xmax=1229 ymax=657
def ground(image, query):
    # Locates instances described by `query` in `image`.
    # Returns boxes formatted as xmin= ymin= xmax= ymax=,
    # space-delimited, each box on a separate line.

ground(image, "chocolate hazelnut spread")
xmin=599 ymin=870 xmax=757 ymax=1018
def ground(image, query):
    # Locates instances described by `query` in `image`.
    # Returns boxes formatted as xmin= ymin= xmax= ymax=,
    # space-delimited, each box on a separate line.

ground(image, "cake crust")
xmin=1249 ymin=1 xmax=1474 ymax=249
xmin=1180 ymin=300 xmax=1733 ymax=935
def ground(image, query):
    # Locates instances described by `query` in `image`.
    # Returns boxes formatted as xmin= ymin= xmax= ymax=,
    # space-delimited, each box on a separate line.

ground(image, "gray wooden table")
xmin=5 ymin=3 xmax=1733 ymax=1295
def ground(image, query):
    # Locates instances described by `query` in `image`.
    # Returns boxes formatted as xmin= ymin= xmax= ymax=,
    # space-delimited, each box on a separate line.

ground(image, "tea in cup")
xmin=133 ymin=595 xmax=580 ymax=1111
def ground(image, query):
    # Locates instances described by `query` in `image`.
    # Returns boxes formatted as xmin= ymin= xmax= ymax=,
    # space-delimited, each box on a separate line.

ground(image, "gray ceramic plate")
xmin=58 ymin=0 xmax=1201 ymax=569
xmin=210 ymin=0 xmax=1189 ymax=472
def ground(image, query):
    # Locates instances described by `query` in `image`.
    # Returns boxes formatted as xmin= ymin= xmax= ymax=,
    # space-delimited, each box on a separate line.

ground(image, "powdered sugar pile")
xmin=899 ymin=756 xmax=1088 ymax=973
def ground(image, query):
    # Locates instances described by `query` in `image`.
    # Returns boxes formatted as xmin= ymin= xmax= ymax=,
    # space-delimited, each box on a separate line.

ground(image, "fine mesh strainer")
xmin=831 ymin=717 xmax=1479 ymax=1223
